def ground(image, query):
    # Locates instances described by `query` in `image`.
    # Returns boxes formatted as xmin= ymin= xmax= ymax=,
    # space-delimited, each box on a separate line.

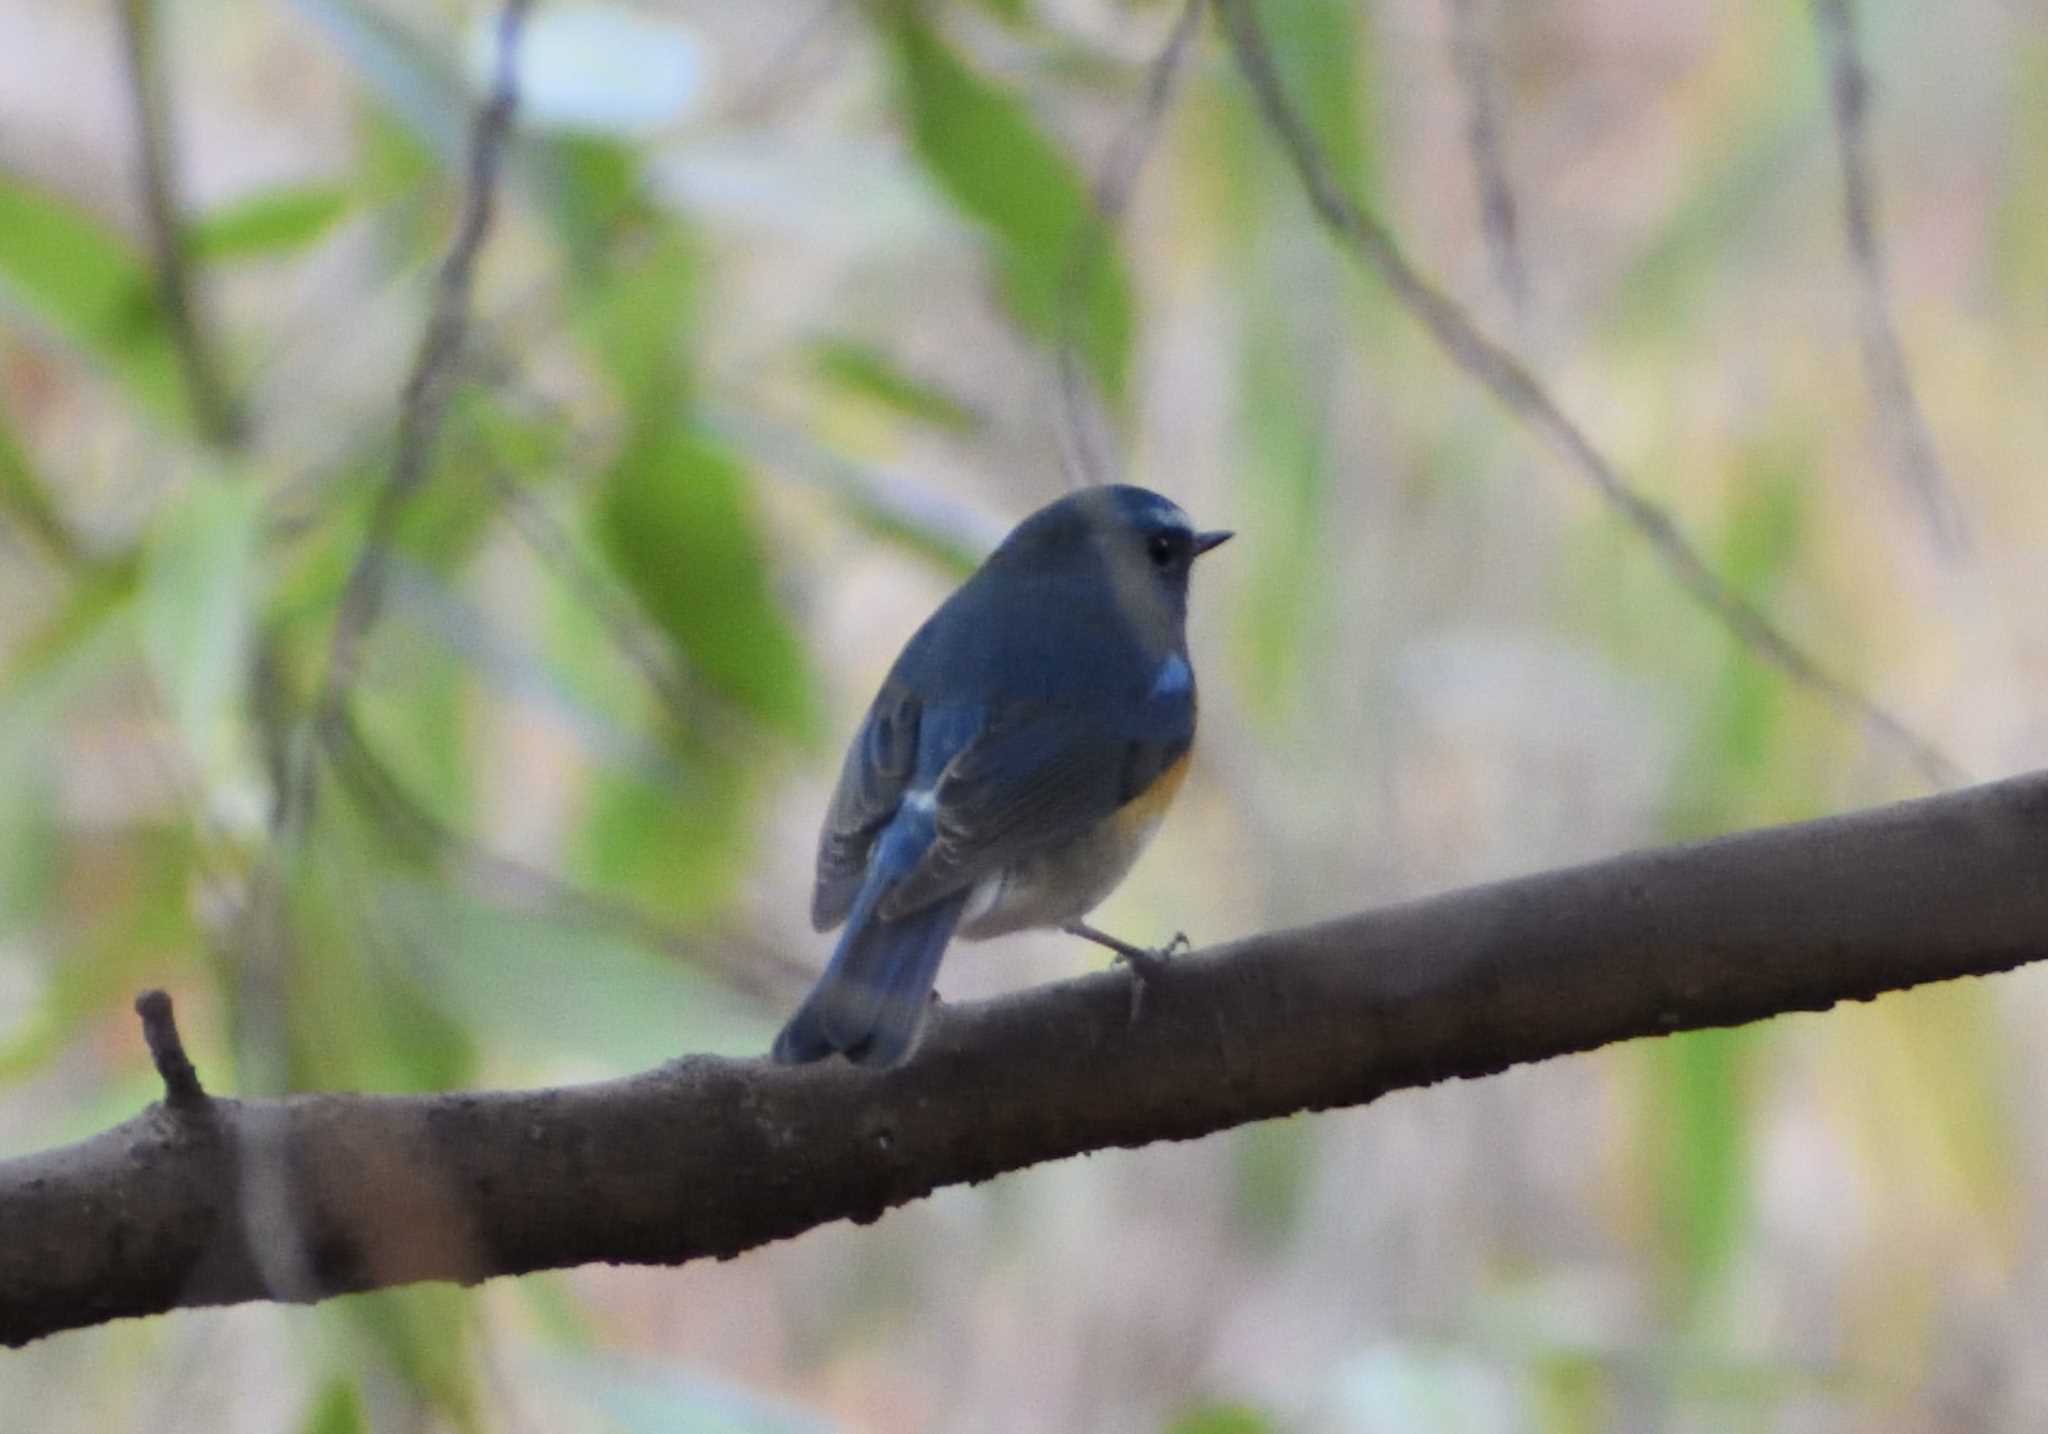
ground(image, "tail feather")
xmin=772 ymin=890 xmax=967 ymax=1067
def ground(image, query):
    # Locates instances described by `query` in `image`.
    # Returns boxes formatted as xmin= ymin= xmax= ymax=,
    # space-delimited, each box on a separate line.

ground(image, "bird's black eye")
xmin=1147 ymin=532 xmax=1180 ymax=567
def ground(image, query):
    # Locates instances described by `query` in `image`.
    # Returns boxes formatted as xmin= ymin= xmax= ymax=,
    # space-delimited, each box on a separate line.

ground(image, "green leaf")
xmin=283 ymin=799 xmax=478 ymax=1094
xmin=140 ymin=475 xmax=264 ymax=774
xmin=533 ymin=132 xmax=650 ymax=274
xmin=0 ymin=404 xmax=77 ymax=564
xmin=811 ymin=337 xmax=983 ymax=436
xmin=1994 ymin=40 xmax=2048 ymax=319
xmin=0 ymin=559 xmax=141 ymax=748
xmin=0 ymin=173 xmax=184 ymax=427
xmin=187 ymin=184 xmax=353 ymax=261
xmin=389 ymin=878 xmax=769 ymax=1063
xmin=888 ymin=12 xmax=1133 ymax=407
xmin=1650 ymin=1025 xmax=1753 ymax=1311
xmin=1230 ymin=1116 xmax=1316 ymax=1248
xmin=1169 ymin=1404 xmax=1272 ymax=1434
xmin=1604 ymin=6 xmax=1807 ymax=347
xmin=1232 ymin=288 xmax=1334 ymax=722
xmin=576 ymin=749 xmax=753 ymax=926
xmin=1249 ymin=0 xmax=1378 ymax=205
xmin=330 ymin=1285 xmax=479 ymax=1430
xmin=596 ymin=421 xmax=812 ymax=737
xmin=578 ymin=228 xmax=699 ymax=403
xmin=299 ymin=1378 xmax=367 ymax=1434
xmin=0 ymin=823 xmax=205 ymax=1087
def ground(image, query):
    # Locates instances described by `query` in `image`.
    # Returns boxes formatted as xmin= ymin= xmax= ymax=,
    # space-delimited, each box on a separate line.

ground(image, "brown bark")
xmin=5 ymin=770 xmax=2046 ymax=1348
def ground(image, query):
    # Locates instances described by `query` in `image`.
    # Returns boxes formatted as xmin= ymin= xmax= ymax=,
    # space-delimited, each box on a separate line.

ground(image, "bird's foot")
xmin=1063 ymin=923 xmax=1191 ymax=1024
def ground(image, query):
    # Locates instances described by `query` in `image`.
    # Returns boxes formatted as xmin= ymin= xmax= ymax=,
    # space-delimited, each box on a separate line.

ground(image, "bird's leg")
xmin=1063 ymin=922 xmax=1190 ymax=1023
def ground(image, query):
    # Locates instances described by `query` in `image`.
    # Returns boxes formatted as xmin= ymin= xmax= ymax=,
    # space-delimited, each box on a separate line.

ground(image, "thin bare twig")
xmin=1446 ymin=0 xmax=1527 ymax=315
xmin=1213 ymin=0 xmax=1962 ymax=789
xmin=1056 ymin=0 xmax=1206 ymax=489
xmin=1812 ymin=0 xmax=1970 ymax=557
xmin=115 ymin=0 xmax=244 ymax=446
xmin=286 ymin=0 xmax=532 ymax=827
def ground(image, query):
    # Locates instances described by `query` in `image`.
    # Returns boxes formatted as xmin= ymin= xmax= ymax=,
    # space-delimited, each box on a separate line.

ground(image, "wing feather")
xmin=876 ymin=703 xmax=1190 ymax=921
xmin=811 ymin=680 xmax=920 ymax=930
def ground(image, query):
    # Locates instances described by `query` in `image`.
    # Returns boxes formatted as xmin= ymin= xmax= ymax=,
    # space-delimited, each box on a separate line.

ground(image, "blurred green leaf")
xmin=1718 ymin=458 xmax=1807 ymax=599
xmin=360 ymin=100 xmax=437 ymax=200
xmin=706 ymin=407 xmax=995 ymax=578
xmin=0 ymin=764 xmax=55 ymax=932
xmin=1249 ymin=0 xmax=1378 ymax=204
xmin=1169 ymin=1402 xmax=1272 ymax=1434
xmin=1233 ymin=299 xmax=1333 ymax=722
xmin=1210 ymin=2 xmax=1378 ymax=725
xmin=1531 ymin=1349 xmax=1607 ymax=1434
xmin=1994 ymin=41 xmax=2048 ymax=318
xmin=0 ymin=560 xmax=140 ymax=747
xmin=0 ymin=406 xmax=78 ymax=565
xmin=187 ymin=184 xmax=353 ymax=261
xmin=0 ymin=174 xmax=184 ymax=428
xmin=576 ymin=753 xmax=752 ymax=926
xmin=0 ymin=824 xmax=205 ymax=1086
xmin=811 ymin=337 xmax=983 ymax=436
xmin=1651 ymin=1025 xmax=1752 ymax=1311
xmin=331 ymin=1285 xmax=479 ymax=1432
xmin=299 ymin=1378 xmax=367 ymax=1434
xmin=534 ymin=132 xmax=650 ymax=275
xmin=389 ymin=878 xmax=769 ymax=1064
xmin=968 ymin=0 xmax=1032 ymax=28
xmin=580 ymin=231 xmax=698 ymax=403
xmin=1605 ymin=8 xmax=1807 ymax=347
xmin=283 ymin=799 xmax=478 ymax=1093
xmin=597 ymin=421 xmax=812 ymax=737
xmin=140 ymin=475 xmax=264 ymax=774
xmin=1230 ymin=1116 xmax=1316 ymax=1249
xmin=1665 ymin=444 xmax=1817 ymax=836
xmin=887 ymin=11 xmax=1133 ymax=407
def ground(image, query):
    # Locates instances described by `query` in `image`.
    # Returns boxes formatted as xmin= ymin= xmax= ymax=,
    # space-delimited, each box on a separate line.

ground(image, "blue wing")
xmin=778 ymin=652 xmax=1194 ymax=1067
xmin=779 ymin=703 xmax=985 ymax=1066
xmin=811 ymin=679 xmax=921 ymax=932
xmin=773 ymin=801 xmax=970 ymax=1066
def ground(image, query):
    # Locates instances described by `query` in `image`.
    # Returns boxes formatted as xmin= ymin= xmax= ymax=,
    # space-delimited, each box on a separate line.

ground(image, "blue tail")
xmin=773 ymin=815 xmax=967 ymax=1068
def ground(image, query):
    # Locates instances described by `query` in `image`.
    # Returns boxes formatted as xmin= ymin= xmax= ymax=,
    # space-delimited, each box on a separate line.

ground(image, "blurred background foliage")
xmin=1 ymin=0 xmax=2046 ymax=1430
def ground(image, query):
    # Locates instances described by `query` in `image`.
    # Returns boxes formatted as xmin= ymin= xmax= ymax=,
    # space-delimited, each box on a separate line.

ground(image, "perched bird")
xmin=773 ymin=485 xmax=1231 ymax=1067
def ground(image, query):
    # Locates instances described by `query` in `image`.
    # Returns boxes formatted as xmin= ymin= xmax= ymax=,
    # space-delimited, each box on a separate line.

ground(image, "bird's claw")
xmin=1114 ymin=931 xmax=1190 ymax=1024
xmin=1061 ymin=921 xmax=1192 ymax=1025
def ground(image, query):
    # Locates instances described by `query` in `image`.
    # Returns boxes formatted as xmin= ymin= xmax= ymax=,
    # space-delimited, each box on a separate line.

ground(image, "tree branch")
xmin=116 ymin=0 xmax=244 ymax=446
xmin=1212 ymin=0 xmax=1962 ymax=789
xmin=1446 ymin=0 xmax=1528 ymax=315
xmin=293 ymin=0 xmax=532 ymax=820
xmin=1812 ymin=0 xmax=1970 ymax=557
xmin=6 ymin=769 xmax=2048 ymax=1347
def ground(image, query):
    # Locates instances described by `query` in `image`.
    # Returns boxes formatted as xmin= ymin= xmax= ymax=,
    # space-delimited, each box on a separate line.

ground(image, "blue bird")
xmin=773 ymin=485 xmax=1232 ymax=1067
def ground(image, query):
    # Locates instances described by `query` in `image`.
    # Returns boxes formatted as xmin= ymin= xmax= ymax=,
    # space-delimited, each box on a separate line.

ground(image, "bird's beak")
xmin=1193 ymin=529 xmax=1234 ymax=556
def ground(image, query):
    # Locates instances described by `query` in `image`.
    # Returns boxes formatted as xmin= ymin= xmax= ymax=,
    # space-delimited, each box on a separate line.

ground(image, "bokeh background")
xmin=4 ymin=0 xmax=2048 ymax=1429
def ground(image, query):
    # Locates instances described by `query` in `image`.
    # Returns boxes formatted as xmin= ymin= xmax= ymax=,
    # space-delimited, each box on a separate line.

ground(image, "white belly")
xmin=956 ymin=806 xmax=1168 ymax=939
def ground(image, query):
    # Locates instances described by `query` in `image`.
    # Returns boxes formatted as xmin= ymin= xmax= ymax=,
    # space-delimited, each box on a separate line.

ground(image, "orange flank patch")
xmin=1113 ymin=749 xmax=1191 ymax=838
